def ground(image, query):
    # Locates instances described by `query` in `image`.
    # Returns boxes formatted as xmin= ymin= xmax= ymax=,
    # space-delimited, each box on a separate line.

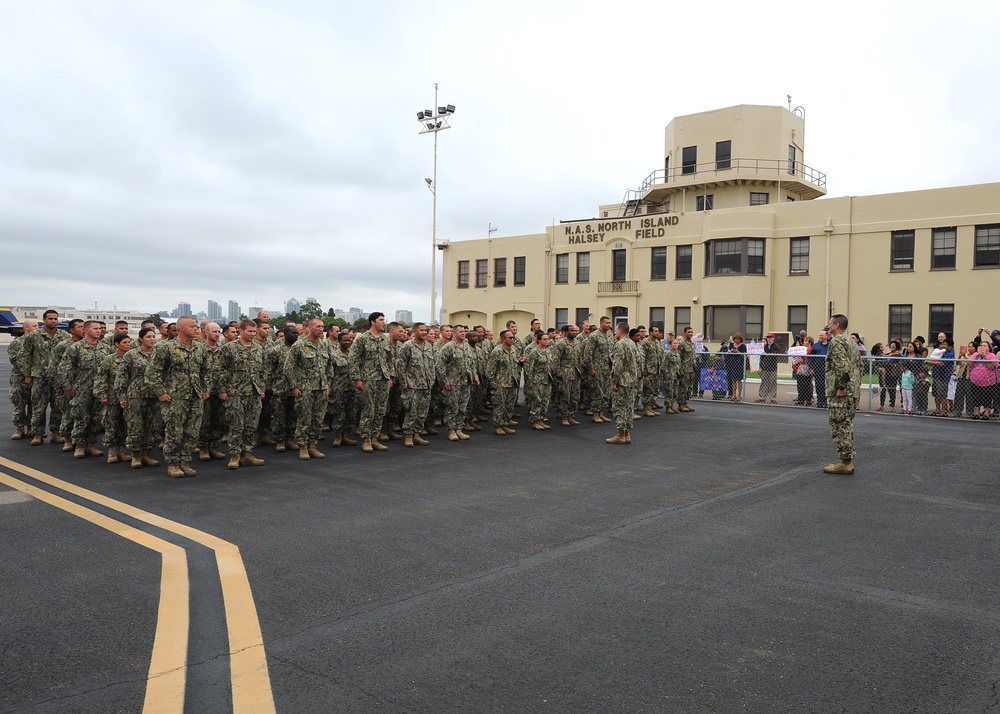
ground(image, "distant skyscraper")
xmin=228 ymin=300 xmax=241 ymax=323
xmin=207 ymin=300 xmax=222 ymax=321
xmin=395 ymin=310 xmax=413 ymax=324
xmin=177 ymin=301 xmax=192 ymax=317
xmin=285 ymin=297 xmax=301 ymax=315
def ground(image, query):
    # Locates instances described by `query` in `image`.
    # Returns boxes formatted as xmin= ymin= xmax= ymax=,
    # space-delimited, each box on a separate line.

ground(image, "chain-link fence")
xmin=686 ymin=351 xmax=999 ymax=420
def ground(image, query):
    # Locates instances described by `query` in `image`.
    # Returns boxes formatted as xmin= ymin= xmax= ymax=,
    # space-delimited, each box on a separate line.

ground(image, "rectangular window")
xmin=788 ymin=145 xmax=796 ymax=174
xmin=928 ymin=304 xmax=954 ymax=340
xmin=891 ymin=230 xmax=915 ymax=271
xmin=475 ymin=259 xmax=488 ymax=288
xmin=555 ymin=308 xmax=568 ymax=329
xmin=649 ymin=307 xmax=665 ymax=332
xmin=750 ymin=192 xmax=769 ymax=206
xmin=706 ymin=305 xmax=764 ymax=341
xmin=789 ymin=237 xmax=809 ymax=274
xmin=575 ymin=307 xmax=590 ymax=328
xmin=576 ymin=252 xmax=590 ymax=282
xmin=514 ymin=256 xmax=526 ymax=286
xmin=889 ymin=304 xmax=912 ymax=343
xmin=676 ymin=245 xmax=692 ymax=279
xmin=715 ymin=140 xmax=731 ymax=170
xmin=788 ymin=305 xmax=808 ymax=336
xmin=706 ymin=238 xmax=765 ymax=276
xmin=674 ymin=306 xmax=691 ymax=334
xmin=975 ymin=224 xmax=1000 ymax=267
xmin=931 ymin=227 xmax=957 ymax=269
xmin=696 ymin=194 xmax=714 ymax=211
xmin=494 ymin=257 xmax=507 ymax=287
xmin=457 ymin=260 xmax=469 ymax=288
xmin=612 ymin=249 xmax=627 ymax=282
xmin=555 ymin=253 xmax=569 ymax=284
xmin=650 ymin=247 xmax=667 ymax=280
xmin=682 ymin=145 xmax=697 ymax=175
xmin=747 ymin=239 xmax=764 ymax=274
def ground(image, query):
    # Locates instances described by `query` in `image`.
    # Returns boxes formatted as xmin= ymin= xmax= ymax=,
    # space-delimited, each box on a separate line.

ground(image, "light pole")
xmin=416 ymin=84 xmax=455 ymax=324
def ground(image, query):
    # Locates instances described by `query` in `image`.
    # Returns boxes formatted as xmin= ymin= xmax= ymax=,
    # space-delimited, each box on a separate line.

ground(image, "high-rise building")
xmin=177 ymin=301 xmax=192 ymax=317
xmin=228 ymin=300 xmax=241 ymax=324
xmin=285 ymin=297 xmax=301 ymax=315
xmin=395 ymin=310 xmax=413 ymax=324
xmin=207 ymin=300 xmax=223 ymax=321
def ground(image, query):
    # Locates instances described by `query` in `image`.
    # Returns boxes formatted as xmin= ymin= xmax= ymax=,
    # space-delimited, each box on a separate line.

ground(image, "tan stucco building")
xmin=441 ymin=104 xmax=1000 ymax=346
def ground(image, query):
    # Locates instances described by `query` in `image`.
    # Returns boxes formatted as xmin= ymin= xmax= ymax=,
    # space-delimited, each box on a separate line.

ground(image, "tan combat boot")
xmin=166 ymin=462 xmax=184 ymax=478
xmin=678 ymin=403 xmax=695 ymax=412
xmin=361 ymin=437 xmax=374 ymax=453
xmin=605 ymin=431 xmax=628 ymax=444
xmin=30 ymin=434 xmax=44 ymax=445
xmin=141 ymin=450 xmax=160 ymax=467
xmin=823 ymin=459 xmax=855 ymax=475
xmin=568 ymin=416 xmax=581 ymax=425
xmin=372 ymin=439 xmax=388 ymax=451
xmin=456 ymin=429 xmax=470 ymax=441
xmin=11 ymin=426 xmax=25 ymax=440
xmin=209 ymin=447 xmax=226 ymax=460
xmin=413 ymin=433 xmax=429 ymax=445
xmin=495 ymin=427 xmax=507 ymax=436
xmin=286 ymin=438 xmax=300 ymax=450
xmin=51 ymin=431 xmax=66 ymax=444
xmin=73 ymin=444 xmax=86 ymax=459
xmin=63 ymin=440 xmax=75 ymax=452
xmin=241 ymin=451 xmax=265 ymax=466
xmin=644 ymin=407 xmax=658 ymax=417
xmin=377 ymin=429 xmax=390 ymax=443
xmin=448 ymin=429 xmax=460 ymax=442
xmin=298 ymin=446 xmax=311 ymax=460
xmin=332 ymin=433 xmax=342 ymax=447
xmin=131 ymin=452 xmax=143 ymax=468
xmin=119 ymin=447 xmax=131 ymax=461
xmin=275 ymin=440 xmax=286 ymax=453
xmin=107 ymin=449 xmax=119 ymax=464
xmin=532 ymin=421 xmax=547 ymax=430
xmin=258 ymin=434 xmax=275 ymax=446
xmin=179 ymin=462 xmax=197 ymax=477
xmin=228 ymin=454 xmax=241 ymax=470
xmin=503 ymin=426 xmax=516 ymax=434
xmin=85 ymin=444 xmax=104 ymax=457
xmin=199 ymin=448 xmax=210 ymax=461
xmin=307 ymin=444 xmax=325 ymax=459
xmin=341 ymin=432 xmax=358 ymax=446
xmin=404 ymin=434 xmax=414 ymax=447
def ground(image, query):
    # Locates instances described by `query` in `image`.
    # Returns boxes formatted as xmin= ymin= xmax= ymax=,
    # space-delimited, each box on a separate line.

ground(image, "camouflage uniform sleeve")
xmin=348 ymin=337 xmax=364 ymax=383
xmin=56 ymin=344 xmax=76 ymax=392
xmin=145 ymin=342 xmax=167 ymax=397
xmin=93 ymin=354 xmax=113 ymax=401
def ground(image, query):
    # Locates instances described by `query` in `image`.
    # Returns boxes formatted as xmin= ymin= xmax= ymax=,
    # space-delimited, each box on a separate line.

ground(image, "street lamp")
xmin=416 ymin=83 xmax=455 ymax=324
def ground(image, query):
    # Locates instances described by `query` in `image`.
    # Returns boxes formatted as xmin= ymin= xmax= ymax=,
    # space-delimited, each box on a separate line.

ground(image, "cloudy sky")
xmin=2 ymin=0 xmax=998 ymax=322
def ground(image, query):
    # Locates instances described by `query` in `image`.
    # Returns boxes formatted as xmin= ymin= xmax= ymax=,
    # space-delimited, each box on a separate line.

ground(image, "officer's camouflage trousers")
xmin=125 ymin=398 xmax=161 ymax=452
xmin=258 ymin=394 xmax=272 ymax=436
xmin=29 ymin=378 xmax=60 ymax=436
xmin=661 ymin=374 xmax=678 ymax=407
xmin=226 ymin=394 xmax=263 ymax=455
xmin=102 ymin=402 xmax=127 ymax=449
xmin=443 ymin=383 xmax=471 ymax=430
xmin=357 ymin=379 xmax=390 ymax=438
xmin=384 ymin=382 xmax=403 ymax=431
xmin=327 ymin=387 xmax=356 ymax=436
xmin=270 ymin=393 xmax=296 ymax=442
xmin=401 ymin=388 xmax=431 ymax=435
xmin=555 ymin=374 xmax=580 ymax=418
xmin=69 ymin=392 xmax=102 ymax=445
xmin=589 ymin=368 xmax=611 ymax=413
xmin=611 ymin=385 xmax=638 ymax=434
xmin=492 ymin=386 xmax=517 ymax=428
xmin=161 ymin=395 xmax=203 ymax=464
xmin=828 ymin=396 xmax=856 ymax=460
xmin=641 ymin=375 xmax=661 ymax=407
xmin=677 ymin=372 xmax=695 ymax=404
xmin=294 ymin=389 xmax=327 ymax=445
xmin=198 ymin=395 xmax=226 ymax=449
xmin=528 ymin=382 xmax=552 ymax=422
xmin=10 ymin=375 xmax=30 ymax=429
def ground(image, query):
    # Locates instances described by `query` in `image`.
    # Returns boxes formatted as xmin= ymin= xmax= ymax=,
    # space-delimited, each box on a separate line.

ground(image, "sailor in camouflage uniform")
xmin=267 ymin=328 xmax=299 ymax=452
xmin=197 ymin=322 xmax=227 ymax=462
xmin=382 ymin=321 xmax=406 ymax=441
xmin=94 ymin=333 xmax=131 ymax=463
xmin=641 ymin=326 xmax=665 ymax=416
xmin=50 ymin=319 xmax=86 ymax=451
xmin=486 ymin=330 xmax=523 ymax=435
xmin=607 ymin=324 xmax=642 ymax=444
xmin=285 ymin=317 xmax=332 ymax=460
xmin=581 ymin=316 xmax=614 ymax=423
xmin=218 ymin=319 xmax=266 ymax=470
xmin=660 ymin=338 xmax=681 ymax=414
xmin=57 ymin=320 xmax=108 ymax=458
xmin=145 ymin=315 xmax=209 ymax=477
xmin=18 ymin=310 xmax=71 ymax=445
xmin=823 ymin=314 xmax=862 ymax=475
xmin=524 ymin=331 xmax=556 ymax=430
xmin=676 ymin=327 xmax=698 ymax=413
xmin=549 ymin=323 xmax=582 ymax=426
xmin=115 ymin=327 xmax=161 ymax=469
xmin=327 ymin=331 xmax=358 ymax=448
xmin=349 ymin=312 xmax=393 ymax=453
xmin=436 ymin=324 xmax=479 ymax=441
xmin=396 ymin=322 xmax=435 ymax=447
xmin=8 ymin=318 xmax=37 ymax=440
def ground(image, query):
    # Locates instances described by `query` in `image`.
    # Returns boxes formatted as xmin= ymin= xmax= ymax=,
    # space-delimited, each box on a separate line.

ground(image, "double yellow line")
xmin=0 ymin=456 xmax=276 ymax=714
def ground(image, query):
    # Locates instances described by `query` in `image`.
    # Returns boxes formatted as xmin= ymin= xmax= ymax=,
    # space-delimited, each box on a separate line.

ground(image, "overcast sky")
xmin=2 ymin=0 xmax=998 ymax=322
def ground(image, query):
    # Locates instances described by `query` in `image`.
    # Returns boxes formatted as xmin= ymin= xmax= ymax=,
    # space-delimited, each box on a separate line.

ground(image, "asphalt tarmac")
xmin=1 ymin=344 xmax=998 ymax=713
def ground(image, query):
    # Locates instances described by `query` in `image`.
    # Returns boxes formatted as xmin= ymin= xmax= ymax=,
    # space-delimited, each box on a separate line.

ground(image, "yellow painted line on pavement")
xmin=0 ymin=456 xmax=276 ymax=714
xmin=0 ymin=470 xmax=189 ymax=714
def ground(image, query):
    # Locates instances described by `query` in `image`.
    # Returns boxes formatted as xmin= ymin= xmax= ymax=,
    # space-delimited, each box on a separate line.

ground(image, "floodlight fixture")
xmin=446 ymin=105 xmax=455 ymax=114
xmin=417 ymin=111 xmax=426 ymax=120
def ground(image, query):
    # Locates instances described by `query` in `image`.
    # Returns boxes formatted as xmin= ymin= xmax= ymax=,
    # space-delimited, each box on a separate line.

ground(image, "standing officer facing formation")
xmin=823 ymin=313 xmax=862 ymax=474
